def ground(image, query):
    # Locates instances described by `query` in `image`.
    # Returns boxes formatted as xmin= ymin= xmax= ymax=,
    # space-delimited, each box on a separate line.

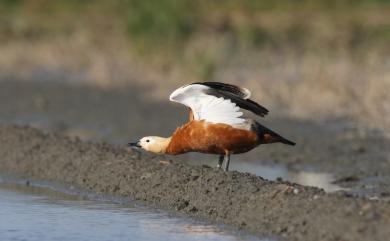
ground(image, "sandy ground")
xmin=1 ymin=125 xmax=390 ymax=241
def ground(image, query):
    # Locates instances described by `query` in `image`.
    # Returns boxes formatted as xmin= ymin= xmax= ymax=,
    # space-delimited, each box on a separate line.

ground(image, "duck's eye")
xmin=146 ymin=139 xmax=150 ymax=143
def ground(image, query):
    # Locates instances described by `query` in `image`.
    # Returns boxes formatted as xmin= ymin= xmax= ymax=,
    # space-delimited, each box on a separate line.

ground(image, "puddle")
xmin=336 ymin=175 xmax=390 ymax=200
xmin=0 ymin=177 xmax=273 ymax=241
xmin=227 ymin=162 xmax=390 ymax=200
xmin=231 ymin=162 xmax=344 ymax=192
xmin=185 ymin=158 xmax=344 ymax=192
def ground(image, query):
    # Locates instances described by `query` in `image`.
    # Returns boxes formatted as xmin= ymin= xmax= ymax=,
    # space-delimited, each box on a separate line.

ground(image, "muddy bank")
xmin=1 ymin=80 xmax=390 ymax=196
xmin=1 ymin=125 xmax=390 ymax=241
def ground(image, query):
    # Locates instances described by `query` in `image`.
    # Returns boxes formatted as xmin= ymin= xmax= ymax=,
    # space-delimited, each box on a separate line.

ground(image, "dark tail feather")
xmin=279 ymin=137 xmax=296 ymax=146
xmin=253 ymin=122 xmax=296 ymax=146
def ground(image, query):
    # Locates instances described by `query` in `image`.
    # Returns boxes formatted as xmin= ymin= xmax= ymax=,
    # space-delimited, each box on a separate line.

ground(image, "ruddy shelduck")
xmin=129 ymin=82 xmax=295 ymax=171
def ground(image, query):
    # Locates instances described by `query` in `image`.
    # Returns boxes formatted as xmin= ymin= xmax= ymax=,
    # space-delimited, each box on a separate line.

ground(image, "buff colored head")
xmin=129 ymin=136 xmax=171 ymax=154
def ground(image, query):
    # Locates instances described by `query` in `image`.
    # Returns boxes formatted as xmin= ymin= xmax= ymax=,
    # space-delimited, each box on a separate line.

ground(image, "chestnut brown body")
xmin=166 ymin=120 xmax=259 ymax=155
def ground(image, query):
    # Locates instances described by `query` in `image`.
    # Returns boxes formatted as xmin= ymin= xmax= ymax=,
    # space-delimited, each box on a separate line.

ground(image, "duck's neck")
xmin=150 ymin=137 xmax=172 ymax=154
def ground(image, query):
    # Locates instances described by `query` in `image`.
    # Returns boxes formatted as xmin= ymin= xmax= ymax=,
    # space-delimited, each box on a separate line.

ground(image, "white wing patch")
xmin=169 ymin=84 xmax=247 ymax=128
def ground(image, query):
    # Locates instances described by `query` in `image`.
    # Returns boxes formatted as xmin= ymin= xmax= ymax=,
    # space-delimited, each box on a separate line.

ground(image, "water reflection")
xmin=290 ymin=172 xmax=343 ymax=192
xmin=0 ymin=181 xmax=271 ymax=241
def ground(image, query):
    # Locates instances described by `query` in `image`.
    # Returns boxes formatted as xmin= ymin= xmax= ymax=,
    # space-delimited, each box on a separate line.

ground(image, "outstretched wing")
xmin=196 ymin=82 xmax=269 ymax=117
xmin=169 ymin=82 xmax=268 ymax=128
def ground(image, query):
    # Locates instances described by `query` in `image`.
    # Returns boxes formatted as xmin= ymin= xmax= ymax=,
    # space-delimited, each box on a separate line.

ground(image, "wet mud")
xmin=1 ymin=125 xmax=390 ymax=241
xmin=1 ymin=80 xmax=390 ymax=197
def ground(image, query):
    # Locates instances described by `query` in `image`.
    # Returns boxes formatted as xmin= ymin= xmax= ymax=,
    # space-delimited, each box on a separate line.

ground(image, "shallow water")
xmin=231 ymin=162 xmax=344 ymax=192
xmin=186 ymin=158 xmax=344 ymax=192
xmin=0 ymin=182 xmax=271 ymax=241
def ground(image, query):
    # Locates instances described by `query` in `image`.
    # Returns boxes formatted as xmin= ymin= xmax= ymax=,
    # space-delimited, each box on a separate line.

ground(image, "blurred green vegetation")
xmin=1 ymin=0 xmax=390 ymax=53
xmin=1 ymin=1 xmax=389 ymax=125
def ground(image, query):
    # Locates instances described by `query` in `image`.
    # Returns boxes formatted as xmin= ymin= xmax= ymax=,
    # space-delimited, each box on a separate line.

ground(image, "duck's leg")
xmin=224 ymin=154 xmax=231 ymax=171
xmin=217 ymin=154 xmax=224 ymax=169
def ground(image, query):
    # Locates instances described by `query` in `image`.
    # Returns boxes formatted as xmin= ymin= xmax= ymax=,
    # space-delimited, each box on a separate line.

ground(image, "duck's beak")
xmin=128 ymin=140 xmax=141 ymax=148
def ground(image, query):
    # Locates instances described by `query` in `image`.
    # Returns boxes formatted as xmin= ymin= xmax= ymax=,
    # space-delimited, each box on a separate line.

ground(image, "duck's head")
xmin=129 ymin=136 xmax=171 ymax=154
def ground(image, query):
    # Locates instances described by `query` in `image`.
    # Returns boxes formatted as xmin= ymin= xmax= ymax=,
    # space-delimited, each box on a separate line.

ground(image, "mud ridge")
xmin=1 ymin=125 xmax=390 ymax=241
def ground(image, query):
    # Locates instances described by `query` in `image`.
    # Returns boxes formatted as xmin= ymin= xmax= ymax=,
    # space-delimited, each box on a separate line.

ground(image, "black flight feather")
xmin=193 ymin=82 xmax=250 ymax=99
xmin=193 ymin=82 xmax=269 ymax=117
